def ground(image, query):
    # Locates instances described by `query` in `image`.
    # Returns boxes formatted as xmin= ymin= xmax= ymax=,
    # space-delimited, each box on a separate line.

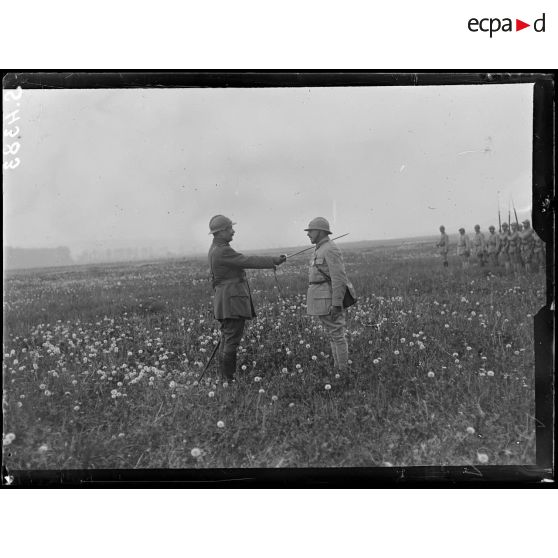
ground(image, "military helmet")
xmin=459 ymin=227 xmax=465 ymax=232
xmin=304 ymin=217 xmax=332 ymax=234
xmin=522 ymin=219 xmax=530 ymax=226
xmin=208 ymin=214 xmax=236 ymax=234
xmin=489 ymin=225 xmax=495 ymax=231
xmin=474 ymin=224 xmax=480 ymax=230
xmin=502 ymin=222 xmax=509 ymax=228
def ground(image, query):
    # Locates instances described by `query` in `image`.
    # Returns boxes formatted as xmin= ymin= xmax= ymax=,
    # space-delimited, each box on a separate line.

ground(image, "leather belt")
xmin=309 ymin=280 xmax=328 ymax=285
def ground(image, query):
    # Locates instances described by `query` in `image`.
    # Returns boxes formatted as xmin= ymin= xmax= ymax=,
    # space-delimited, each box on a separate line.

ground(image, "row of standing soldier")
xmin=437 ymin=220 xmax=545 ymax=272
xmin=208 ymin=215 xmax=355 ymax=382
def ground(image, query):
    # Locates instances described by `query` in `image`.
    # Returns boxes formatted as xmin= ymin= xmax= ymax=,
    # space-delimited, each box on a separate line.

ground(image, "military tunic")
xmin=209 ymin=238 xmax=276 ymax=320
xmin=306 ymin=238 xmax=355 ymax=316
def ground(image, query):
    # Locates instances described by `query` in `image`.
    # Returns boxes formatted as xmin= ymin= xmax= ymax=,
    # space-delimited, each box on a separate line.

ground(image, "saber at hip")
xmin=285 ymin=233 xmax=350 ymax=259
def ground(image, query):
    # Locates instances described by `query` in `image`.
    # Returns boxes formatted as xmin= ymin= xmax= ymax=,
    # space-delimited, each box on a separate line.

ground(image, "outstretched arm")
xmin=220 ymin=246 xmax=283 ymax=269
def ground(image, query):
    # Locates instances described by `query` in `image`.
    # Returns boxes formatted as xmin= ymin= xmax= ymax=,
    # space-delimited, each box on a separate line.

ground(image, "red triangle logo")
xmin=516 ymin=19 xmax=530 ymax=31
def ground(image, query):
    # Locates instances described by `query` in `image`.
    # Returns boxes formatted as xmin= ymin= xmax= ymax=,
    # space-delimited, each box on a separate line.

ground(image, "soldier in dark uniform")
xmin=436 ymin=225 xmax=450 ymax=267
xmin=208 ymin=215 xmax=286 ymax=380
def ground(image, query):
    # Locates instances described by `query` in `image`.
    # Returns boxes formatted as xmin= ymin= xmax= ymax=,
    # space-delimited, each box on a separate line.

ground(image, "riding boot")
xmin=221 ymin=352 xmax=237 ymax=380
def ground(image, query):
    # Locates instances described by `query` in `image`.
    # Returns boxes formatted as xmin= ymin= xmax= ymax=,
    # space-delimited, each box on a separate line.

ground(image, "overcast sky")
xmin=3 ymin=83 xmax=534 ymax=254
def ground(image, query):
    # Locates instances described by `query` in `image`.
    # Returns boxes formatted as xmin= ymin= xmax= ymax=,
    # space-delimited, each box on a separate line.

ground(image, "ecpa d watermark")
xmin=468 ymin=12 xmax=546 ymax=37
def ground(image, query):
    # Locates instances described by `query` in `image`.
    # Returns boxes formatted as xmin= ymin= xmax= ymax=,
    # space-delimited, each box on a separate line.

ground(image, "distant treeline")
xmin=4 ymin=247 xmax=74 ymax=270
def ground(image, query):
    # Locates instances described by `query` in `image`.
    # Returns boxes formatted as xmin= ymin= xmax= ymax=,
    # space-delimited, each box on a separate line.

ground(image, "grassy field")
xmin=2 ymin=242 xmax=544 ymax=469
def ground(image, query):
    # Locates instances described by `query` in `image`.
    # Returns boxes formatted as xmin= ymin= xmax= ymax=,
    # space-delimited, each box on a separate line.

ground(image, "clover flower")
xmin=427 ymin=371 xmax=435 ymax=378
xmin=325 ymin=384 xmax=331 ymax=390
xmin=466 ymin=427 xmax=475 ymax=434
xmin=3 ymin=433 xmax=16 ymax=446
xmin=191 ymin=448 xmax=202 ymax=458
xmin=217 ymin=421 xmax=225 ymax=428
xmin=477 ymin=452 xmax=489 ymax=464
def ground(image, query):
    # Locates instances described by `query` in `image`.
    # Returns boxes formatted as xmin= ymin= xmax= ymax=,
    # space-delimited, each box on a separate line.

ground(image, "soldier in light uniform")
xmin=486 ymin=225 xmax=500 ymax=267
xmin=508 ymin=222 xmax=522 ymax=273
xmin=472 ymin=224 xmax=487 ymax=266
xmin=436 ymin=225 xmax=450 ymax=267
xmin=208 ymin=215 xmax=286 ymax=380
xmin=519 ymin=219 xmax=535 ymax=272
xmin=498 ymin=222 xmax=511 ymax=272
xmin=533 ymin=230 xmax=545 ymax=272
xmin=457 ymin=228 xmax=471 ymax=269
xmin=305 ymin=217 xmax=356 ymax=376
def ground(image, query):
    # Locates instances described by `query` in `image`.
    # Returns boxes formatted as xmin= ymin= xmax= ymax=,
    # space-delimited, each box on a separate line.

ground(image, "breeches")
xmin=318 ymin=312 xmax=348 ymax=370
xmin=218 ymin=318 xmax=245 ymax=379
xmin=219 ymin=318 xmax=245 ymax=357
